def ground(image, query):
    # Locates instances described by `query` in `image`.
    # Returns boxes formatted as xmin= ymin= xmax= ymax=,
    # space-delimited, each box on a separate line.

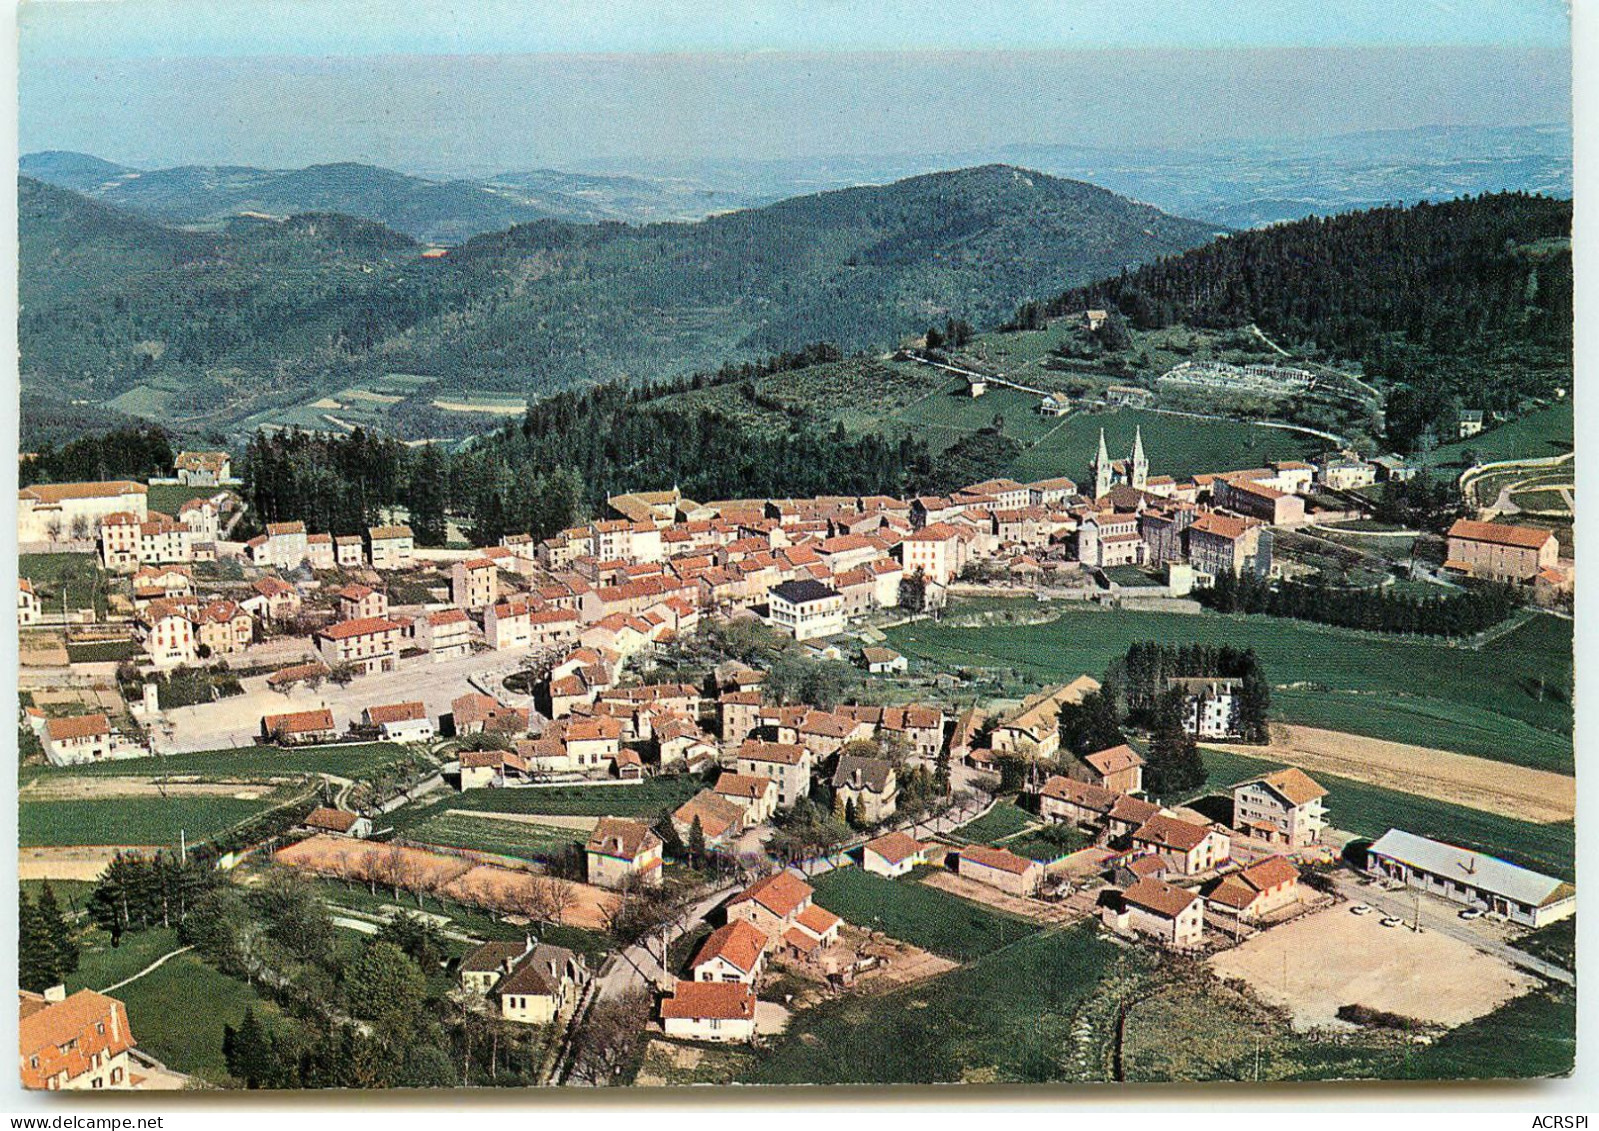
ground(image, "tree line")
xmin=1199 ymin=570 xmax=1520 ymax=637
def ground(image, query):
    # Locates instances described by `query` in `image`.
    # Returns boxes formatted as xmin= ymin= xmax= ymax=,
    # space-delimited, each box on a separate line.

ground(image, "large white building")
xmin=768 ymin=579 xmax=844 ymax=641
xmin=18 ymin=481 xmax=148 ymax=543
xmin=1365 ymin=828 xmax=1575 ymax=928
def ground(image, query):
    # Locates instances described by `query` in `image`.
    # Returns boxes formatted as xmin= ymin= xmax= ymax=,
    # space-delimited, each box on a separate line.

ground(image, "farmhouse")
xmin=362 ymin=701 xmax=434 ymax=742
xmin=861 ymin=831 xmax=927 ymax=878
xmin=1038 ymin=774 xmax=1119 ymax=829
xmin=860 ymin=645 xmax=908 ymax=674
xmin=726 ymin=871 xmax=818 ymax=936
xmin=1205 ymin=855 xmax=1300 ymax=925
xmin=41 ymin=713 xmax=117 ymax=767
xmin=19 ymin=988 xmax=140 ymax=1090
xmin=585 ymin=817 xmax=664 ymax=890
xmin=303 ymin=807 xmax=372 ymax=838
xmin=1067 ymin=743 xmax=1146 ymax=795
xmin=261 ymin=708 xmax=337 ymax=746
xmin=1365 ymin=829 xmax=1576 ymax=928
xmin=1231 ymin=767 xmax=1328 ymax=847
xmin=1444 ymin=519 xmax=1560 ymax=584
xmin=1112 ymin=878 xmax=1205 ymax=948
xmin=989 ymin=675 xmax=1100 ymax=760
xmin=1130 ymin=814 xmax=1230 ymax=876
xmin=690 ymin=920 xmax=771 ymax=984
xmin=659 ymin=980 xmax=757 ymax=1043
xmin=957 ymin=844 xmax=1042 ymax=897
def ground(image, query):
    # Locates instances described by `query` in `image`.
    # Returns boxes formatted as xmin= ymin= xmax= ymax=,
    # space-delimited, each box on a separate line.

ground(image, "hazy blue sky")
xmin=18 ymin=1 xmax=1572 ymax=174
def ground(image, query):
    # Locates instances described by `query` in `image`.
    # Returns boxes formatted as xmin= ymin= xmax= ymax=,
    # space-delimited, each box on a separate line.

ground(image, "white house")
xmin=861 ymin=831 xmax=927 ymax=878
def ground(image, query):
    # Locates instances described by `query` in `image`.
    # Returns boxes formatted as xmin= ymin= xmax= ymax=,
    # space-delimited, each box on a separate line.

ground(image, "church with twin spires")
xmin=1088 ymin=426 xmax=1149 ymax=499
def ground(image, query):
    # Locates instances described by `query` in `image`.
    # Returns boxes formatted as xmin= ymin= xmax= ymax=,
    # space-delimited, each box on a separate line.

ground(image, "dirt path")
xmin=1208 ymin=724 xmax=1573 ymax=823
xmin=19 ymin=845 xmax=156 ymax=882
xmin=442 ymin=810 xmax=600 ymax=832
xmin=21 ymin=777 xmax=280 ymax=802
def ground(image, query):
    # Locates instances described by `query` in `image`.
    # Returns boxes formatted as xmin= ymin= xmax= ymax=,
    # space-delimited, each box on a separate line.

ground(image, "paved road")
xmin=1331 ymin=874 xmax=1573 ymax=987
xmin=589 ymin=883 xmax=742 ymax=1005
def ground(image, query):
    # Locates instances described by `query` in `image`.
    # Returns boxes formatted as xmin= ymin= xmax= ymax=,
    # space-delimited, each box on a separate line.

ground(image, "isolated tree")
xmin=686 ymin=816 xmax=707 ymax=864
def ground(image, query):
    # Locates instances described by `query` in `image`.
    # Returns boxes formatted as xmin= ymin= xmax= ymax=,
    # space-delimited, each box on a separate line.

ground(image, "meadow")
xmin=737 ymin=924 xmax=1135 ymax=1084
xmin=111 ymin=951 xmax=275 ymax=1084
xmin=1432 ymin=401 xmax=1573 ymax=469
xmin=22 ymin=742 xmax=428 ymax=785
xmin=146 ymin=483 xmax=225 ymax=514
xmin=403 ymin=811 xmax=582 ymax=863
xmin=19 ymin=793 xmax=295 ymax=849
xmin=18 ymin=552 xmax=107 ymax=616
xmin=1004 ymin=408 xmax=1319 ymax=482
xmin=809 ymin=867 xmax=1039 ymax=961
xmin=1193 ymin=748 xmax=1575 ymax=878
xmin=884 ymin=604 xmax=1573 ymax=772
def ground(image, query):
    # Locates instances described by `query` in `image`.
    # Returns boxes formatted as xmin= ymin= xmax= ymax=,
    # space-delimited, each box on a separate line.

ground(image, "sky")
xmin=17 ymin=0 xmax=1573 ymax=175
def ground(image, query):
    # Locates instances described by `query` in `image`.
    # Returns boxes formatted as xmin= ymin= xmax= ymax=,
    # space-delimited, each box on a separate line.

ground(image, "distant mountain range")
xmin=19 ymin=164 xmax=1221 ymax=432
xmin=22 ymin=123 xmax=1571 ymax=245
xmin=19 ymin=151 xmax=769 ymax=244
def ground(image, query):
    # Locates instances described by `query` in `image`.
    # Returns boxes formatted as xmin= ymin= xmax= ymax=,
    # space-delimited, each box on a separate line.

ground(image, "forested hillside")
xmin=1027 ymin=193 xmax=1571 ymax=445
xmin=19 ymin=165 xmax=1219 ymax=431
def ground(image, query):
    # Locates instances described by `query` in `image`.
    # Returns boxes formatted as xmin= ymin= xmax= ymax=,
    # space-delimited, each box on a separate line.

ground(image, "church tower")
xmin=1129 ymin=426 xmax=1149 ymax=491
xmin=1091 ymin=429 xmax=1113 ymax=499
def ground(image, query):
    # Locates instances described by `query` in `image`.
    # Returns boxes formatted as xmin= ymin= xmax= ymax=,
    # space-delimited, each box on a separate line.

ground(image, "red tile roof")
xmin=1447 ymin=518 xmax=1555 ymax=550
xmin=729 ymin=871 xmax=813 ymax=919
xmin=691 ymin=920 xmax=769 ymax=976
xmin=659 ymin=980 xmax=755 ymax=1022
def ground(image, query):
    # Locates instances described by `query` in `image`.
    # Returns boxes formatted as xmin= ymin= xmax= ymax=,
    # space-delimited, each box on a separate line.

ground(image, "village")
xmin=17 ymin=425 xmax=1577 ymax=1090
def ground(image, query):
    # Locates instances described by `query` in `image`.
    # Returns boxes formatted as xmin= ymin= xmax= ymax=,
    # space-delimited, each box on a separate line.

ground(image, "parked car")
xmin=1349 ymin=904 xmax=1373 ymax=916
xmin=1380 ymin=916 xmax=1405 ymax=928
xmin=1459 ymin=907 xmax=1485 ymax=921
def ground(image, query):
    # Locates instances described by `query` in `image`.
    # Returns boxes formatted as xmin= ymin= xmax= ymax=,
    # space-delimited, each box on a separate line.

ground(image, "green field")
xmin=404 ymin=811 xmax=582 ymax=862
xmin=394 ymin=777 xmax=704 ymax=829
xmin=64 ymin=639 xmax=142 ymax=664
xmin=1508 ymin=917 xmax=1576 ymax=972
xmin=1193 ymin=748 xmax=1574 ymax=878
xmin=1003 ymin=824 xmax=1093 ymax=862
xmin=810 ymin=867 xmax=1038 ymax=961
xmin=112 ymin=951 xmax=274 ymax=1083
xmin=884 ymin=604 xmax=1573 ymax=772
xmin=1385 ymin=986 xmax=1575 ymax=1081
xmin=19 ymin=792 xmax=299 ymax=849
xmin=1433 ymin=401 xmax=1573 ymax=469
xmin=737 ymin=924 xmax=1135 ymax=1084
xmin=23 ymin=742 xmax=427 ymax=785
xmin=147 ymin=483 xmax=225 ymax=514
xmin=950 ymin=801 xmax=1039 ymax=845
xmin=66 ymin=926 xmax=181 ymax=994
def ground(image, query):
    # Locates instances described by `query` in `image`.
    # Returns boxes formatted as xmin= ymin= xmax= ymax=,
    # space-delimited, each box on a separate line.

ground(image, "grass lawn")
xmin=884 ymin=604 xmax=1572 ymax=772
xmin=403 ymin=811 xmax=582 ymax=862
xmin=810 ymin=867 xmax=1039 ymax=961
xmin=949 ymin=800 xmax=1038 ymax=844
xmin=1380 ymin=985 xmax=1575 ymax=1081
xmin=736 ymin=924 xmax=1138 ymax=1084
xmin=23 ymin=742 xmax=427 ymax=786
xmin=19 ymin=793 xmax=294 ymax=849
xmin=66 ymin=926 xmax=181 ymax=994
xmin=111 ymin=951 xmax=273 ymax=1084
xmin=1509 ymin=917 xmax=1576 ymax=972
xmin=1003 ymin=823 xmax=1093 ymax=862
xmin=1193 ymin=748 xmax=1575 ymax=879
